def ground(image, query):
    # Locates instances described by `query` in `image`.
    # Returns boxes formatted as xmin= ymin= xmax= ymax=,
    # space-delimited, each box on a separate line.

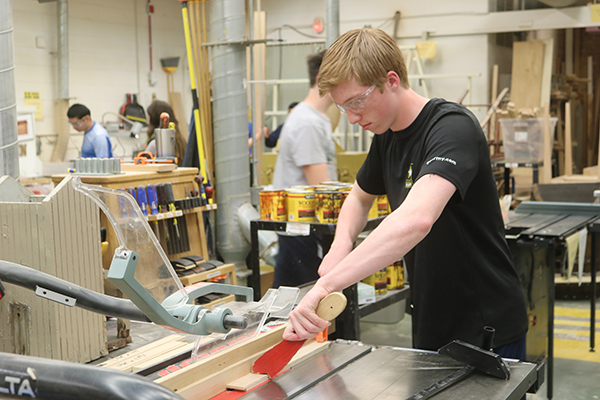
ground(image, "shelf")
xmin=358 ymin=286 xmax=410 ymax=318
xmin=203 ymin=294 xmax=235 ymax=310
xmin=146 ymin=204 xmax=218 ymax=222
xmin=178 ymin=263 xmax=237 ymax=287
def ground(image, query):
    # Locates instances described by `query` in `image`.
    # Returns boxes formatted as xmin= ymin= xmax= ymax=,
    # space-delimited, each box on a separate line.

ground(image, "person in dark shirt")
xmin=283 ymin=28 xmax=528 ymax=362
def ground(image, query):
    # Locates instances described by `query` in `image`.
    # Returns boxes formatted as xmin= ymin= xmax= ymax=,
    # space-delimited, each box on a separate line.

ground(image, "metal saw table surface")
xmin=238 ymin=342 xmax=537 ymax=400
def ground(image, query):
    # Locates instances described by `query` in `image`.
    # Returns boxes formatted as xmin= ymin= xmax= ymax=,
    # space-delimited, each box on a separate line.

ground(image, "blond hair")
xmin=318 ymin=28 xmax=409 ymax=96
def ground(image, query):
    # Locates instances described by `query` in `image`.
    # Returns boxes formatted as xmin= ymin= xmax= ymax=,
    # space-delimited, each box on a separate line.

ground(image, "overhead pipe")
xmin=0 ymin=0 xmax=19 ymax=179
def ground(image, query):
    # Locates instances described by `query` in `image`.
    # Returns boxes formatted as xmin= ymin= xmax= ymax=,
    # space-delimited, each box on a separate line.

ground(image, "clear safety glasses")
xmin=335 ymin=85 xmax=376 ymax=114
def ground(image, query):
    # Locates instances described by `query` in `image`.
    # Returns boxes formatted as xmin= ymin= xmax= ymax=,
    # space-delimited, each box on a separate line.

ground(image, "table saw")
xmin=233 ymin=341 xmax=537 ymax=400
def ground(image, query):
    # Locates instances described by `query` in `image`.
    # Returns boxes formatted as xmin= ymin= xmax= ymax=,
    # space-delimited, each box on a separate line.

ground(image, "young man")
xmin=270 ymin=51 xmax=337 ymax=288
xmin=284 ymin=29 xmax=528 ymax=359
xmin=67 ymin=103 xmax=113 ymax=158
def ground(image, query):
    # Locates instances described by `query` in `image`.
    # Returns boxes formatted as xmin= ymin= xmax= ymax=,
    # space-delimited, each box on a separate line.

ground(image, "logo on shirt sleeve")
xmin=426 ymin=156 xmax=457 ymax=166
xmin=405 ymin=163 xmax=413 ymax=188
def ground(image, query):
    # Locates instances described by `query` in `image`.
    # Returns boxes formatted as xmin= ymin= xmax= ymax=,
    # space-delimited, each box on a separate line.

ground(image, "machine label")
xmin=0 ymin=372 xmax=37 ymax=397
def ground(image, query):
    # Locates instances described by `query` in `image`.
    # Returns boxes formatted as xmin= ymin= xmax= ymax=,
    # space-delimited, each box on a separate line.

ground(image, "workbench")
xmin=491 ymin=159 xmax=542 ymax=195
xmin=505 ymin=202 xmax=600 ymax=399
xmin=249 ymin=217 xmax=411 ymax=340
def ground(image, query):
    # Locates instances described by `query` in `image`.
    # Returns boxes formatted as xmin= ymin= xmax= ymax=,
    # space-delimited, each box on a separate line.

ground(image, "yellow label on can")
xmin=377 ymin=195 xmax=389 ymax=217
xmin=362 ymin=269 xmax=388 ymax=295
xmin=259 ymin=190 xmax=286 ymax=221
xmin=286 ymin=190 xmax=316 ymax=222
xmin=386 ymin=260 xmax=405 ymax=290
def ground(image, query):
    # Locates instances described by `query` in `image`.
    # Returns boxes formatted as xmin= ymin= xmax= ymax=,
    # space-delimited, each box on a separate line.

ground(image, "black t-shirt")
xmin=357 ymin=98 xmax=528 ymax=350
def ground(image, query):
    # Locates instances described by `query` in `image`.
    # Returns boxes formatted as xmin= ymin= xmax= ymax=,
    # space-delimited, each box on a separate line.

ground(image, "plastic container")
xmin=500 ymin=117 xmax=557 ymax=162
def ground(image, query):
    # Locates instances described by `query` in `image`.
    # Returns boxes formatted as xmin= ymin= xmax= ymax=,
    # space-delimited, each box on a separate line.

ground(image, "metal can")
xmin=377 ymin=194 xmax=390 ymax=217
xmin=362 ymin=268 xmax=388 ymax=295
xmin=386 ymin=259 xmax=405 ymax=290
xmin=259 ymin=190 xmax=286 ymax=221
xmin=315 ymin=189 xmax=342 ymax=223
xmin=285 ymin=189 xmax=316 ymax=222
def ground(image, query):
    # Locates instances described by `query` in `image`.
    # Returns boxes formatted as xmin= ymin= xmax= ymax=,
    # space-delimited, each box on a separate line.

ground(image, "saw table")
xmin=505 ymin=201 xmax=600 ymax=400
xmin=223 ymin=342 xmax=537 ymax=400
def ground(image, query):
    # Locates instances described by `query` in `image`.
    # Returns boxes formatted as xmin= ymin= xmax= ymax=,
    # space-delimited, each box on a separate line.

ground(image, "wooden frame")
xmin=17 ymin=112 xmax=35 ymax=142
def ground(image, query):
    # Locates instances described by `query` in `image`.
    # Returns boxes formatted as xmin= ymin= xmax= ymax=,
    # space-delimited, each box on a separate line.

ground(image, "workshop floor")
xmin=359 ymin=298 xmax=600 ymax=400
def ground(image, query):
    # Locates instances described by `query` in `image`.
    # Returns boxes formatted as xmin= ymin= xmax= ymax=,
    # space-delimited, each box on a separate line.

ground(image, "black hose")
xmin=0 ymin=260 xmax=150 ymax=322
xmin=0 ymin=352 xmax=184 ymax=400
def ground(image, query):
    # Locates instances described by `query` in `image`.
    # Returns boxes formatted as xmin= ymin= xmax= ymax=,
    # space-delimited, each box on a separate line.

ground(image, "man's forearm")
xmin=331 ymin=188 xmax=372 ymax=248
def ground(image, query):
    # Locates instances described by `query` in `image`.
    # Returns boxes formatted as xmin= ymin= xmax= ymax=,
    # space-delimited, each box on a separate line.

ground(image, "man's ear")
xmin=386 ymin=71 xmax=401 ymax=90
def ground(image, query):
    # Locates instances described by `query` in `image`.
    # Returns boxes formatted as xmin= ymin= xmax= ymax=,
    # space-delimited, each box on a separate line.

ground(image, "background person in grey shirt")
xmin=271 ymin=50 xmax=338 ymax=288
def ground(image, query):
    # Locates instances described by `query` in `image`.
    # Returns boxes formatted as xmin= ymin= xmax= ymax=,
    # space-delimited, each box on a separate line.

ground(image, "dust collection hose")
xmin=0 ymin=260 xmax=247 ymax=330
xmin=0 ymin=352 xmax=184 ymax=400
xmin=0 ymin=259 xmax=150 ymax=322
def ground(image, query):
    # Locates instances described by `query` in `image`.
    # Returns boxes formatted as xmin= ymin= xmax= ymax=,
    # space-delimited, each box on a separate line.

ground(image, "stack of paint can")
xmin=386 ymin=259 xmax=405 ymax=290
xmin=362 ymin=268 xmax=388 ymax=295
xmin=259 ymin=181 xmax=356 ymax=223
xmin=285 ymin=187 xmax=316 ymax=222
xmin=259 ymin=189 xmax=287 ymax=221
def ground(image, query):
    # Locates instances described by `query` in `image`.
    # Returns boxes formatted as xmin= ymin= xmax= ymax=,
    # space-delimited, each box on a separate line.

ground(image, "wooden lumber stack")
xmin=0 ymin=175 xmax=107 ymax=363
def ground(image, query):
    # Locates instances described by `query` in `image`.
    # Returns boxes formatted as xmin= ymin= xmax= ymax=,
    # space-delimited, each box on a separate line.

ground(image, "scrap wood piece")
xmin=155 ymin=324 xmax=286 ymax=392
xmin=480 ymin=88 xmax=509 ymax=129
xmin=132 ymin=342 xmax=195 ymax=373
xmin=225 ymin=340 xmax=331 ymax=392
xmin=226 ymin=373 xmax=269 ymax=392
xmin=96 ymin=334 xmax=187 ymax=370
xmin=105 ymin=340 xmax=192 ymax=372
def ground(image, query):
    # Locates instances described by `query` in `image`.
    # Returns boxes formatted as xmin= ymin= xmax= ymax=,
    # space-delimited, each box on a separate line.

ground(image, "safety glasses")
xmin=335 ymin=85 xmax=376 ymax=114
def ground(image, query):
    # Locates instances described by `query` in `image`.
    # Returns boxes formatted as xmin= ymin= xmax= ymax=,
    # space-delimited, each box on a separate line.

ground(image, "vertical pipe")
xmin=325 ymin=0 xmax=339 ymax=48
xmin=0 ymin=0 xmax=19 ymax=179
xmin=58 ymin=0 xmax=68 ymax=99
xmin=209 ymin=0 xmax=252 ymax=274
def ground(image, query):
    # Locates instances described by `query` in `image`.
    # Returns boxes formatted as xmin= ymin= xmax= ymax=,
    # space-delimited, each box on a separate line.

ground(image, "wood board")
xmin=511 ymin=41 xmax=545 ymax=110
xmin=0 ymin=175 xmax=106 ymax=363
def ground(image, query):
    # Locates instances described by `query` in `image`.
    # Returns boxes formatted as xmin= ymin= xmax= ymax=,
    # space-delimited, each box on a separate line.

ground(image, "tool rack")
xmin=249 ymin=216 xmax=411 ymax=341
xmin=53 ymin=167 xmax=212 ymax=270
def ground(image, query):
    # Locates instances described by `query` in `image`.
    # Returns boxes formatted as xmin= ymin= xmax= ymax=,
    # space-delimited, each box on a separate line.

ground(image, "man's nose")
xmin=346 ymin=110 xmax=361 ymax=124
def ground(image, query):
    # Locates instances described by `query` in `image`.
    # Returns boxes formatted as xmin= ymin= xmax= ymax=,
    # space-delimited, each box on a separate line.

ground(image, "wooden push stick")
xmin=251 ymin=292 xmax=347 ymax=378
xmin=541 ymin=102 xmax=552 ymax=184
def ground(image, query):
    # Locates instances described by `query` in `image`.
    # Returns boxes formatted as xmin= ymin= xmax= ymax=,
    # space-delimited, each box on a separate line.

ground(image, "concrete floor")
xmin=359 ymin=299 xmax=600 ymax=400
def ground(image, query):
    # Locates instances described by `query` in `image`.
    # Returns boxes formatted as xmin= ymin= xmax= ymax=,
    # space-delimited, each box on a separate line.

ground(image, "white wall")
xmin=259 ymin=0 xmax=496 ymax=138
xmin=12 ymin=0 xmax=190 ymax=168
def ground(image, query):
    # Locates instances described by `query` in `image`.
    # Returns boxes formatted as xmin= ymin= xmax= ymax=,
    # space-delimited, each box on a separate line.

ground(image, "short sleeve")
xmin=291 ymin=122 xmax=328 ymax=167
xmin=356 ymin=137 xmax=386 ymax=195
xmin=416 ymin=113 xmax=481 ymax=200
xmin=93 ymin=135 xmax=111 ymax=158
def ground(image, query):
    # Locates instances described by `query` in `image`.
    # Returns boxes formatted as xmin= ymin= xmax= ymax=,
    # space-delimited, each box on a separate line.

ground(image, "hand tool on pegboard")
xmin=156 ymin=183 xmax=173 ymax=255
xmin=147 ymin=183 xmax=161 ymax=242
xmin=165 ymin=182 xmax=189 ymax=253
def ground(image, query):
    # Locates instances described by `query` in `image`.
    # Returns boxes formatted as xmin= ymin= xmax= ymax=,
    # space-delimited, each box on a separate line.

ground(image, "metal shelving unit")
xmin=249 ymin=216 xmax=410 ymax=340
